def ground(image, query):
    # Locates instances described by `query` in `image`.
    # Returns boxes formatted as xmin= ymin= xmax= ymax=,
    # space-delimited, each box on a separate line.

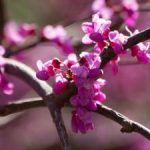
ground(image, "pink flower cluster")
xmin=92 ymin=0 xmax=139 ymax=27
xmin=0 ymin=46 xmax=14 ymax=95
xmin=42 ymin=25 xmax=74 ymax=55
xmin=70 ymin=52 xmax=106 ymax=133
xmin=4 ymin=21 xmax=37 ymax=46
xmin=36 ymin=57 xmax=70 ymax=94
xmin=36 ymin=51 xmax=106 ymax=133
xmin=36 ymin=14 xmax=150 ymax=134
xmin=4 ymin=22 xmax=73 ymax=55
xmin=82 ymin=14 xmax=150 ymax=71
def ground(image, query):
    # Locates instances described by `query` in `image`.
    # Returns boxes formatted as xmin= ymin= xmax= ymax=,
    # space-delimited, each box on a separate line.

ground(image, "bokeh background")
xmin=0 ymin=0 xmax=150 ymax=149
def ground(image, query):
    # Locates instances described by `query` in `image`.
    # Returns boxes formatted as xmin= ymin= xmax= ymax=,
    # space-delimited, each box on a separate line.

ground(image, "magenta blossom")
xmin=92 ymin=0 xmax=139 ymax=27
xmin=92 ymin=0 xmax=113 ymax=19
xmin=4 ymin=21 xmax=37 ymax=46
xmin=36 ymin=51 xmax=106 ymax=133
xmin=70 ymin=78 xmax=106 ymax=111
xmin=122 ymin=0 xmax=139 ymax=27
xmin=69 ymin=52 xmax=106 ymax=133
xmin=126 ymin=28 xmax=150 ymax=63
xmin=131 ymin=43 xmax=150 ymax=63
xmin=71 ymin=107 xmax=94 ymax=133
xmin=0 ymin=46 xmax=14 ymax=95
xmin=81 ymin=14 xmax=111 ymax=52
xmin=42 ymin=25 xmax=74 ymax=55
xmin=109 ymin=30 xmax=127 ymax=54
xmin=53 ymin=73 xmax=68 ymax=94
xmin=0 ymin=73 xmax=14 ymax=95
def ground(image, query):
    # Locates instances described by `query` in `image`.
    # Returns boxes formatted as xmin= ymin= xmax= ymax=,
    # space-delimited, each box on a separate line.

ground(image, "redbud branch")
xmin=4 ymin=58 xmax=71 ymax=150
xmin=124 ymin=28 xmax=150 ymax=49
xmin=1 ymin=97 xmax=150 ymax=140
xmin=4 ymin=38 xmax=42 ymax=57
xmin=0 ymin=97 xmax=44 ymax=116
xmin=2 ymin=26 xmax=150 ymax=147
xmin=100 ymin=27 xmax=150 ymax=67
xmin=96 ymin=104 xmax=150 ymax=140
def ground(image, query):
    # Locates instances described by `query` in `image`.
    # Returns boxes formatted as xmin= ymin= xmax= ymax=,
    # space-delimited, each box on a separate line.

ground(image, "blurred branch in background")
xmin=139 ymin=2 xmax=150 ymax=11
xmin=0 ymin=0 xmax=6 ymax=43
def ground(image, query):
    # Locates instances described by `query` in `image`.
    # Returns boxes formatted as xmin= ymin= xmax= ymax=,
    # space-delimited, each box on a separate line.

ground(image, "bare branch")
xmin=1 ymin=97 xmax=150 ymax=140
xmin=96 ymin=104 xmax=150 ymax=140
xmin=0 ymin=97 xmax=44 ymax=116
xmin=4 ymin=58 xmax=71 ymax=150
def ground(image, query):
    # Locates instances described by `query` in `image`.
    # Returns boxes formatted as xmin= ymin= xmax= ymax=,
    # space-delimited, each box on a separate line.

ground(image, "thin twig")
xmin=4 ymin=58 xmax=71 ymax=150
xmin=0 ymin=97 xmax=44 ymax=116
xmin=97 ymin=104 xmax=150 ymax=140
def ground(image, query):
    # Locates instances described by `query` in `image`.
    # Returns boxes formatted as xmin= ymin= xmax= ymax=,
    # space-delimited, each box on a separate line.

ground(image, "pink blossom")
xmin=81 ymin=14 xmax=111 ymax=48
xmin=80 ymin=52 xmax=101 ymax=69
xmin=109 ymin=56 xmax=120 ymax=74
xmin=0 ymin=46 xmax=14 ymax=95
xmin=0 ymin=73 xmax=14 ymax=95
xmin=126 ymin=28 xmax=150 ymax=63
xmin=71 ymin=64 xmax=89 ymax=79
xmin=53 ymin=73 xmax=68 ymax=94
xmin=88 ymin=68 xmax=103 ymax=78
xmin=36 ymin=70 xmax=50 ymax=81
xmin=131 ymin=43 xmax=150 ymax=63
xmin=70 ymin=62 xmax=106 ymax=111
xmin=92 ymin=0 xmax=113 ymax=19
xmin=36 ymin=59 xmax=59 ymax=81
xmin=71 ymin=108 xmax=94 ymax=133
xmin=4 ymin=21 xmax=37 ymax=46
xmin=63 ymin=54 xmax=78 ymax=68
xmin=122 ymin=0 xmax=139 ymax=27
xmin=42 ymin=25 xmax=74 ymax=54
xmin=109 ymin=31 xmax=127 ymax=54
xmin=36 ymin=60 xmax=50 ymax=80
xmin=91 ymin=0 xmax=139 ymax=27
xmin=36 ymin=52 xmax=106 ymax=134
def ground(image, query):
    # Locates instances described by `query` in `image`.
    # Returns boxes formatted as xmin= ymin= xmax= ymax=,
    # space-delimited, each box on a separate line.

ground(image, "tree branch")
xmin=97 ymin=104 xmax=150 ymax=140
xmin=0 ymin=97 xmax=44 ymax=116
xmin=4 ymin=58 xmax=71 ymax=150
xmin=100 ymin=28 xmax=150 ymax=67
xmin=1 ymin=97 xmax=150 ymax=140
